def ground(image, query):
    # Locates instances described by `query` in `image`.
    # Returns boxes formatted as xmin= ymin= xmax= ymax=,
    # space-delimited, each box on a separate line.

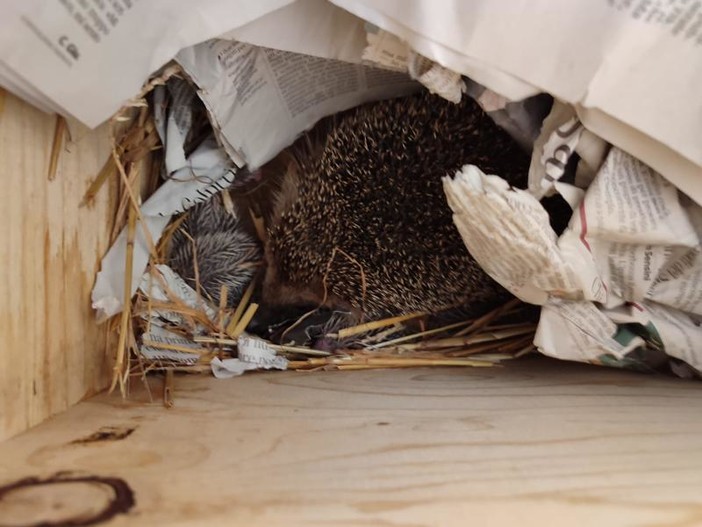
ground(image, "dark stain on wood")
xmin=70 ymin=426 xmax=136 ymax=445
xmin=0 ymin=473 xmax=135 ymax=526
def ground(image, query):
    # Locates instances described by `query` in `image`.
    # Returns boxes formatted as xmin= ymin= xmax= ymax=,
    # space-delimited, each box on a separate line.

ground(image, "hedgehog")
xmin=168 ymin=197 xmax=262 ymax=307
xmin=259 ymin=90 xmax=530 ymax=329
xmin=167 ymin=90 xmax=535 ymax=341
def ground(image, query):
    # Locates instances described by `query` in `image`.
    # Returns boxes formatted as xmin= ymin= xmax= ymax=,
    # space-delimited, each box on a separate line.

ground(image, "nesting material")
xmin=118 ymin=237 xmax=536 ymax=394
xmin=96 ymin=104 xmax=170 ymax=395
xmin=95 ymin=73 xmax=541 ymax=400
xmin=132 ymin=277 xmax=535 ymax=375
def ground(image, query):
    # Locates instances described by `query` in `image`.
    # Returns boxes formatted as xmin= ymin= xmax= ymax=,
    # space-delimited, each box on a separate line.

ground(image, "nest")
xmin=88 ymin=66 xmax=538 ymax=404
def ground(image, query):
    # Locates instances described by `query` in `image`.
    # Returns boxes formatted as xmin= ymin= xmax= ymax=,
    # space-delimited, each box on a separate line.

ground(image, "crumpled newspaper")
xmin=444 ymin=141 xmax=702 ymax=376
xmin=211 ymin=335 xmax=288 ymax=378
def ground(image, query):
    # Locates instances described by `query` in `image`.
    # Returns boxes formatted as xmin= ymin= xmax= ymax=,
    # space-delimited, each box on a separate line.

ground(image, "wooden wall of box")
xmin=0 ymin=89 xmax=114 ymax=441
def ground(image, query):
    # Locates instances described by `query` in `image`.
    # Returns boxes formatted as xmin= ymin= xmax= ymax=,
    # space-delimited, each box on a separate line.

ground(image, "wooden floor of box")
xmin=1 ymin=356 xmax=701 ymax=526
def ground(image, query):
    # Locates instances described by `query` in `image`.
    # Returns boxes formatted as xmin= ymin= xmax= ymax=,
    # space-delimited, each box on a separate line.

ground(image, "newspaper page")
xmin=528 ymin=100 xmax=610 ymax=200
xmin=609 ymin=302 xmax=702 ymax=373
xmin=332 ymin=0 xmax=702 ymax=205
xmin=536 ymin=299 xmax=702 ymax=374
xmin=0 ymin=0 xmax=294 ymax=127
xmin=446 ymin=144 xmax=702 ymax=373
xmin=534 ymin=300 xmax=646 ymax=364
xmin=223 ymin=0 xmax=368 ymax=64
xmin=443 ymin=165 xmax=587 ymax=306
xmin=565 ymin=147 xmax=702 ymax=374
xmin=3 ymin=0 xmax=700 ymax=205
xmin=545 ymin=148 xmax=702 ymax=374
xmin=176 ymin=39 xmax=419 ymax=170
xmin=0 ymin=60 xmax=60 ymax=115
xmin=564 ymin=148 xmax=699 ymax=305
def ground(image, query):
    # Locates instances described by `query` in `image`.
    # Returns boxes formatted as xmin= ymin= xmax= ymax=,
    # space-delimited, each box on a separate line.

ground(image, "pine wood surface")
xmin=1 ymin=357 xmax=700 ymax=526
xmin=0 ymin=90 xmax=114 ymax=441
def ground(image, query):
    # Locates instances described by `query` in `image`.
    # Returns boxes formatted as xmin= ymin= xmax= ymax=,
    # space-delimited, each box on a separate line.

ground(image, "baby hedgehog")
xmin=261 ymin=90 xmax=530 ymax=323
xmin=168 ymin=197 xmax=262 ymax=307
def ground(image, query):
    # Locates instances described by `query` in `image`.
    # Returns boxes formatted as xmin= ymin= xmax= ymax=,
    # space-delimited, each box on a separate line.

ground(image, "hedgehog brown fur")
xmin=262 ymin=90 xmax=529 ymax=322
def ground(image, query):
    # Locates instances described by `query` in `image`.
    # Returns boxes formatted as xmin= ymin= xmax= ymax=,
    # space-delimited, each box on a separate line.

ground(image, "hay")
xmin=139 ymin=294 xmax=536 ymax=375
xmin=129 ymin=251 xmax=534 ymax=395
xmin=94 ymin=66 xmax=181 ymax=396
xmin=336 ymin=312 xmax=425 ymax=339
xmin=226 ymin=278 xmax=256 ymax=336
xmin=47 ymin=116 xmax=67 ymax=181
xmin=110 ymin=188 xmax=137 ymax=395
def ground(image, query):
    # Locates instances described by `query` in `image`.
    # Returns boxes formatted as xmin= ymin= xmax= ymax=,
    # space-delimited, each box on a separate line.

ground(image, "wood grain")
xmin=0 ymin=90 xmax=115 ymax=441
xmin=1 ymin=357 xmax=701 ymax=526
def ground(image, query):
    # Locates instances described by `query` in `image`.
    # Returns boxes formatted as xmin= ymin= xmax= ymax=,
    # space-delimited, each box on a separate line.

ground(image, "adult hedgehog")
xmin=261 ymin=90 xmax=529 ymax=323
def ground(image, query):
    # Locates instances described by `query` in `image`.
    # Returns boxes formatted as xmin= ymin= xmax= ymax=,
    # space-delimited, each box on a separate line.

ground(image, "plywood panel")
xmin=0 ymin=358 xmax=700 ymax=526
xmin=0 ymin=89 xmax=114 ymax=441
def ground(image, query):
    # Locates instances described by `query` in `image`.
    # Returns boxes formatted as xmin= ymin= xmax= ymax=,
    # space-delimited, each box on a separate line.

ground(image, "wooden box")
xmin=1 ymin=91 xmax=701 ymax=527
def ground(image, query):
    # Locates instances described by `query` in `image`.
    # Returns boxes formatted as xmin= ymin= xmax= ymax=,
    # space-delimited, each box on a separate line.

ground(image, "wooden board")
xmin=0 ymin=90 xmax=115 ymax=441
xmin=1 ymin=357 xmax=701 ymax=526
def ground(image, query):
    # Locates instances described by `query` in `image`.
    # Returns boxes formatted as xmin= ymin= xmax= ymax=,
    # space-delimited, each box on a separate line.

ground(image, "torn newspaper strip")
xmin=140 ymin=326 xmax=205 ymax=366
xmin=211 ymin=335 xmax=288 ymax=378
